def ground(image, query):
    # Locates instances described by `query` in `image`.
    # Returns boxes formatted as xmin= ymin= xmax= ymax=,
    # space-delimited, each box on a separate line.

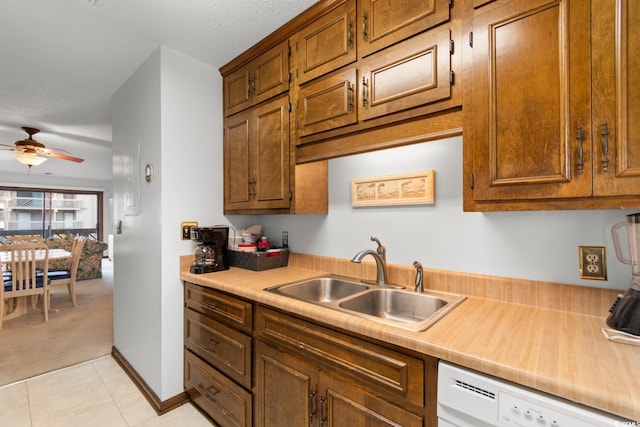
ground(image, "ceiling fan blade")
xmin=0 ymin=143 xmax=17 ymax=150
xmin=38 ymin=148 xmax=84 ymax=163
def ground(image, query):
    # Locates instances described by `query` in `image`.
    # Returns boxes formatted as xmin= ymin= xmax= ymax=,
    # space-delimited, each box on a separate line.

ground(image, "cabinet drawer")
xmin=359 ymin=25 xmax=452 ymax=122
xmin=359 ymin=0 xmax=450 ymax=58
xmin=297 ymin=67 xmax=357 ymax=137
xmin=185 ymin=308 xmax=252 ymax=389
xmin=185 ymin=351 xmax=252 ymax=427
xmin=255 ymin=306 xmax=424 ymax=408
xmin=185 ymin=282 xmax=252 ymax=334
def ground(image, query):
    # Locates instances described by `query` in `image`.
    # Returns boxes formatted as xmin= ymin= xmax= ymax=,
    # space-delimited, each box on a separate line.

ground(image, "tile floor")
xmin=0 ymin=356 xmax=215 ymax=427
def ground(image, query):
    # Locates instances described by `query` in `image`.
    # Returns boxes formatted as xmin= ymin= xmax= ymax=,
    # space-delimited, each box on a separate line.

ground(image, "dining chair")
xmin=48 ymin=236 xmax=86 ymax=307
xmin=0 ymin=241 xmax=50 ymax=329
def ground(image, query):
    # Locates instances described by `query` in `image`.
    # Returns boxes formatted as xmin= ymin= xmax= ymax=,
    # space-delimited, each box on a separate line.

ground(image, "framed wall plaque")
xmin=351 ymin=170 xmax=435 ymax=207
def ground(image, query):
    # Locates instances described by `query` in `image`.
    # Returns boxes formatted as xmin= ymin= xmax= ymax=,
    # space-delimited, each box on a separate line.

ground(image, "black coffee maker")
xmin=190 ymin=226 xmax=230 ymax=274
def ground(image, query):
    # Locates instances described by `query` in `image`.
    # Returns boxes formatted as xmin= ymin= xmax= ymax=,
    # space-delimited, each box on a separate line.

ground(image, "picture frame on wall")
xmin=351 ymin=170 xmax=435 ymax=207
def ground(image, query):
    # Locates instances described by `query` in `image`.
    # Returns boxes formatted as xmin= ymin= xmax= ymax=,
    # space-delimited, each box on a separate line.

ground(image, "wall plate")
xmin=181 ymin=221 xmax=198 ymax=240
xmin=579 ymin=246 xmax=607 ymax=280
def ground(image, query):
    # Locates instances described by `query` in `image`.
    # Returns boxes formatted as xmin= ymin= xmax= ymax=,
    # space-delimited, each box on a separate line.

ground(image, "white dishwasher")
xmin=437 ymin=361 xmax=631 ymax=427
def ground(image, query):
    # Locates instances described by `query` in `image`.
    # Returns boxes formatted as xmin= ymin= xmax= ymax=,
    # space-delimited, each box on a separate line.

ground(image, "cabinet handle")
xmin=362 ymin=77 xmax=368 ymax=107
xmin=576 ymin=125 xmax=584 ymax=175
xmin=347 ymin=19 xmax=353 ymax=48
xmin=201 ymin=298 xmax=217 ymax=312
xmin=320 ymin=394 xmax=327 ymax=426
xmin=195 ymin=383 xmax=220 ymax=399
xmin=347 ymin=81 xmax=353 ymax=112
xmin=248 ymin=76 xmax=256 ymax=94
xmin=362 ymin=10 xmax=368 ymax=40
xmin=208 ymin=338 xmax=219 ymax=347
xmin=601 ymin=121 xmax=609 ymax=172
xmin=309 ymin=388 xmax=317 ymax=422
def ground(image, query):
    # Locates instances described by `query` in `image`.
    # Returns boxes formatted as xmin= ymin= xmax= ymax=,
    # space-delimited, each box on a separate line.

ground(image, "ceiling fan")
xmin=0 ymin=127 xmax=84 ymax=171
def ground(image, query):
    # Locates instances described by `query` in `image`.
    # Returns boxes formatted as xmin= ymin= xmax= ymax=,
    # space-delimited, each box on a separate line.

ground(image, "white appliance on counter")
xmin=437 ymin=361 xmax=630 ymax=427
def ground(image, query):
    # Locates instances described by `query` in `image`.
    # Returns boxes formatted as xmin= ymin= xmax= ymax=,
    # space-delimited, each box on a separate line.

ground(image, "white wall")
xmin=112 ymin=46 xmax=224 ymax=400
xmin=159 ymin=46 xmax=226 ymax=399
xmin=232 ymin=136 xmax=635 ymax=290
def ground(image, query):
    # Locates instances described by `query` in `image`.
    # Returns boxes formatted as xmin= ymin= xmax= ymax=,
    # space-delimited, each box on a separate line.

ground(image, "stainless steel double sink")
xmin=265 ymin=275 xmax=466 ymax=332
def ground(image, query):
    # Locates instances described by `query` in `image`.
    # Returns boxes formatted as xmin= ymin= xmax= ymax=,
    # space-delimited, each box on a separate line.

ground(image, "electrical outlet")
xmin=579 ymin=246 xmax=607 ymax=280
xmin=181 ymin=221 xmax=198 ymax=240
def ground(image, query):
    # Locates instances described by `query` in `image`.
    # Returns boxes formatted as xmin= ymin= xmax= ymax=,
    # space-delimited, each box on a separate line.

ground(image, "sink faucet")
xmin=413 ymin=261 xmax=423 ymax=293
xmin=370 ymin=236 xmax=386 ymax=265
xmin=351 ymin=237 xmax=389 ymax=285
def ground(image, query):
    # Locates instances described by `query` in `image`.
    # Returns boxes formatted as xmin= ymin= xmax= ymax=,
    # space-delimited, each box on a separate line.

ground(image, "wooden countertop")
xmin=180 ymin=265 xmax=640 ymax=421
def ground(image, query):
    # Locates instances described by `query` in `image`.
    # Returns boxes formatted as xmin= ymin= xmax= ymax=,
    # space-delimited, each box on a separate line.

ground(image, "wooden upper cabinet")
xmin=469 ymin=0 xmax=592 ymax=202
xmin=224 ymin=40 xmax=290 ymax=117
xmin=224 ymin=111 xmax=251 ymax=208
xmin=294 ymin=0 xmax=356 ymax=85
xmin=297 ymin=26 xmax=453 ymax=137
xmin=591 ymin=0 xmax=640 ymax=196
xmin=359 ymin=26 xmax=452 ymax=122
xmin=358 ymin=0 xmax=451 ymax=58
xmin=224 ymin=95 xmax=290 ymax=212
xmin=466 ymin=0 xmax=640 ymax=209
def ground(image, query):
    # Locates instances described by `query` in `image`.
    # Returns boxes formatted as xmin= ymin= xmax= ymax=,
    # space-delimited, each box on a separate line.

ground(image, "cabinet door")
xmin=224 ymin=65 xmax=252 ymax=118
xmin=359 ymin=0 xmax=450 ymax=58
xmin=359 ymin=25 xmax=452 ymax=122
xmin=592 ymin=0 xmax=640 ymax=196
xmin=224 ymin=40 xmax=289 ymax=117
xmin=320 ymin=374 xmax=422 ymax=427
xmin=254 ymin=342 xmax=317 ymax=427
xmin=224 ymin=110 xmax=252 ymax=210
xmin=470 ymin=0 xmax=591 ymax=201
xmin=297 ymin=67 xmax=357 ymax=137
xmin=252 ymin=95 xmax=291 ymax=209
xmin=252 ymin=40 xmax=290 ymax=107
xmin=295 ymin=0 xmax=356 ymax=85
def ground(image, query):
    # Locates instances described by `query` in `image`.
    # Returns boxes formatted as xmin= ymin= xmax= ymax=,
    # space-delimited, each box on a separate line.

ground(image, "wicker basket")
xmin=228 ymin=249 xmax=289 ymax=271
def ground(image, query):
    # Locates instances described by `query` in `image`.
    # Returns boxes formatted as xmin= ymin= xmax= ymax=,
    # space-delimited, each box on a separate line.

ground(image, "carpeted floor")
xmin=0 ymin=259 xmax=113 ymax=386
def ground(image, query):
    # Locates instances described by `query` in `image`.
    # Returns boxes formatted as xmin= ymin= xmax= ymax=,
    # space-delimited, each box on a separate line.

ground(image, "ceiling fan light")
xmin=14 ymin=152 xmax=47 ymax=166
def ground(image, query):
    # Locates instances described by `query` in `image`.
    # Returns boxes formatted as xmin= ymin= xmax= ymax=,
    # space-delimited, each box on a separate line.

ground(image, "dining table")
xmin=1 ymin=248 xmax=71 ymax=320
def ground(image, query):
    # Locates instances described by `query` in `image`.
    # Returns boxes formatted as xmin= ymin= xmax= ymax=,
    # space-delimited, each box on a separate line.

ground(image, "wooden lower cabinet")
xmin=184 ymin=283 xmax=253 ymax=427
xmin=254 ymin=341 xmax=423 ymax=427
xmin=184 ymin=284 xmax=435 ymax=426
xmin=185 ymin=351 xmax=252 ymax=427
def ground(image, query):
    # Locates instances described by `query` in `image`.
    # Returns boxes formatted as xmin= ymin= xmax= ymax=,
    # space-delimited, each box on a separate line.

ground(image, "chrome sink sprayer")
xmin=413 ymin=261 xmax=423 ymax=293
xmin=351 ymin=236 xmax=389 ymax=285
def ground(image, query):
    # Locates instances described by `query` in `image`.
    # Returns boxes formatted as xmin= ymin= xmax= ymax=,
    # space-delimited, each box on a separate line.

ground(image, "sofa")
xmin=44 ymin=237 xmax=109 ymax=280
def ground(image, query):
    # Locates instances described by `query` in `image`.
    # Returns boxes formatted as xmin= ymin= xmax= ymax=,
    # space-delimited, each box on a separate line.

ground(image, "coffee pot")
xmin=607 ymin=213 xmax=640 ymax=336
xmin=190 ymin=226 xmax=230 ymax=274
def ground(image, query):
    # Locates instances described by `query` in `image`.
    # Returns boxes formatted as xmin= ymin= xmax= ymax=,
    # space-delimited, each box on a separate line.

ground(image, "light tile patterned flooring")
xmin=0 ymin=355 xmax=214 ymax=427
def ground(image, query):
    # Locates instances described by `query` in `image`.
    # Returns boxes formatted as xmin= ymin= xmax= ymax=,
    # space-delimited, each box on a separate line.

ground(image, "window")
xmin=0 ymin=187 xmax=103 ymax=242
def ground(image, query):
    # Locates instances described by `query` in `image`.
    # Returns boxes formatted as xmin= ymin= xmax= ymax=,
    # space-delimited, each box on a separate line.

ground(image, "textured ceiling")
xmin=0 ymin=0 xmax=317 ymax=179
